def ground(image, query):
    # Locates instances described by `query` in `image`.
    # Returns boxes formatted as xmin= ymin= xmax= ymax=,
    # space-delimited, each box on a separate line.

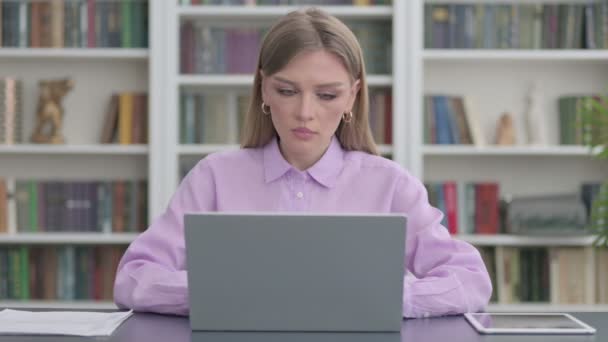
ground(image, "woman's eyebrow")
xmin=273 ymin=76 xmax=345 ymax=88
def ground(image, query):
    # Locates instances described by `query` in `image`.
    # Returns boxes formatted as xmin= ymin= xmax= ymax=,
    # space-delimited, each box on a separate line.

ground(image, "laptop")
xmin=184 ymin=213 xmax=406 ymax=332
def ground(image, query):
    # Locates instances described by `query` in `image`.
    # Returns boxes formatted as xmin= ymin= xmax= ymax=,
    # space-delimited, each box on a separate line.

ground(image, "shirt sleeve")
xmin=113 ymin=159 xmax=216 ymax=316
xmin=392 ymin=172 xmax=493 ymax=318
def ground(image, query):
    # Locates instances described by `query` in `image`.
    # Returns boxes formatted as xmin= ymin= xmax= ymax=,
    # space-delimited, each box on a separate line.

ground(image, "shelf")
xmin=422 ymin=145 xmax=599 ymax=157
xmin=457 ymin=234 xmax=597 ymax=247
xmin=487 ymin=303 xmax=608 ymax=313
xmin=179 ymin=74 xmax=392 ymax=87
xmin=0 ymin=144 xmax=149 ymax=156
xmin=0 ymin=48 xmax=149 ymax=60
xmin=423 ymin=50 xmax=608 ymax=62
xmin=177 ymin=5 xmax=392 ymax=20
xmin=178 ymin=144 xmax=393 ymax=156
xmin=0 ymin=301 xmax=118 ymax=310
xmin=0 ymin=233 xmax=139 ymax=245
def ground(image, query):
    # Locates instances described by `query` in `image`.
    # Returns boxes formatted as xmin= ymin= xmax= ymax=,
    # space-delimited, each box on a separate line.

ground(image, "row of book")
xmin=479 ymin=246 xmax=608 ymax=305
xmin=425 ymin=182 xmax=499 ymax=235
xmin=0 ymin=245 xmax=125 ymax=301
xmin=179 ymin=89 xmax=393 ymax=145
xmin=1 ymin=0 xmax=148 ymax=48
xmin=425 ymin=3 xmax=608 ymax=49
xmin=559 ymin=95 xmax=608 ymax=146
xmin=180 ymin=21 xmax=391 ymax=75
xmin=0 ymin=78 xmax=22 ymax=145
xmin=0 ymin=179 xmax=148 ymax=234
xmin=178 ymin=0 xmax=391 ymax=4
xmin=100 ymin=92 xmax=148 ymax=145
xmin=423 ymin=95 xmax=482 ymax=145
xmin=425 ymin=181 xmax=602 ymax=236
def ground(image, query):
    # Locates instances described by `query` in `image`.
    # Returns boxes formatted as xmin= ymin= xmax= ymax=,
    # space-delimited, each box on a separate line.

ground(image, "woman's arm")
xmin=392 ymin=173 xmax=492 ymax=318
xmin=113 ymin=160 xmax=216 ymax=315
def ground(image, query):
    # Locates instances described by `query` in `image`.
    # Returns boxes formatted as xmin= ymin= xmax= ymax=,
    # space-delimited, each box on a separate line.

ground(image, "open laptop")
xmin=184 ymin=213 xmax=406 ymax=332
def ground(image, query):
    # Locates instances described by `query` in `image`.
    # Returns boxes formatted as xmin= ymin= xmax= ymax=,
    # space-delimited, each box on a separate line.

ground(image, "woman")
xmin=114 ymin=7 xmax=492 ymax=318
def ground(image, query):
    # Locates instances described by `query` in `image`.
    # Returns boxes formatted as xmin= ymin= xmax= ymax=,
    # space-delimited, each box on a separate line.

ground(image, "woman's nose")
xmin=295 ymin=94 xmax=315 ymax=121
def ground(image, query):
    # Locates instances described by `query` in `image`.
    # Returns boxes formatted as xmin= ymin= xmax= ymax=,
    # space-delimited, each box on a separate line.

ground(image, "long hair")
xmin=240 ymin=7 xmax=378 ymax=155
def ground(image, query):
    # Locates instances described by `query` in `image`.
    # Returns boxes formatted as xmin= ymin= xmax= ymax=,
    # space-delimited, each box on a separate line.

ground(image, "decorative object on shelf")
xmin=0 ymin=78 xmax=23 ymax=144
xmin=505 ymin=193 xmax=588 ymax=236
xmin=580 ymin=90 xmax=608 ymax=246
xmin=31 ymin=78 xmax=74 ymax=144
xmin=495 ymin=112 xmax=516 ymax=145
xmin=523 ymin=83 xmax=547 ymax=145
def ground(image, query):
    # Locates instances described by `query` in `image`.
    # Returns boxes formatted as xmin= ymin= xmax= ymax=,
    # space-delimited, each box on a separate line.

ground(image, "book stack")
xmin=100 ymin=93 xmax=148 ymax=145
xmin=1 ymin=0 xmax=149 ymax=48
xmin=0 ymin=78 xmax=23 ymax=145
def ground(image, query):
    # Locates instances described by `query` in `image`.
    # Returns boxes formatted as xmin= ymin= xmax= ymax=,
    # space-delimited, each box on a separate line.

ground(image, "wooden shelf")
xmin=0 ymin=48 xmax=149 ymax=59
xmin=0 ymin=233 xmax=139 ymax=245
xmin=179 ymin=74 xmax=392 ymax=87
xmin=423 ymin=50 xmax=608 ymax=62
xmin=177 ymin=5 xmax=392 ymax=20
xmin=0 ymin=144 xmax=149 ymax=156
xmin=422 ymin=145 xmax=598 ymax=157
xmin=457 ymin=234 xmax=597 ymax=247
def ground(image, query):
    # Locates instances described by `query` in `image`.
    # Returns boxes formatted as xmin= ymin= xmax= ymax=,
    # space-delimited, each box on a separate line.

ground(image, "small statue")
xmin=496 ymin=112 xmax=516 ymax=145
xmin=523 ymin=83 xmax=547 ymax=145
xmin=31 ymin=78 xmax=74 ymax=144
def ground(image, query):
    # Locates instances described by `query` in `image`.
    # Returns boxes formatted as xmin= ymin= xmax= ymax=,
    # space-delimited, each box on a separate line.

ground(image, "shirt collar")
xmin=263 ymin=135 xmax=345 ymax=188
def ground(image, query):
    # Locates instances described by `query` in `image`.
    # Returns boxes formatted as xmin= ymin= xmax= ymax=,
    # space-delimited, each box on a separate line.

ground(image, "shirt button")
xmin=296 ymin=192 xmax=304 ymax=199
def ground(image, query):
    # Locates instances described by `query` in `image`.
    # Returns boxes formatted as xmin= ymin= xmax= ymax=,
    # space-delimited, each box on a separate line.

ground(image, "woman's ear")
xmin=259 ymin=70 xmax=267 ymax=102
xmin=347 ymin=79 xmax=361 ymax=110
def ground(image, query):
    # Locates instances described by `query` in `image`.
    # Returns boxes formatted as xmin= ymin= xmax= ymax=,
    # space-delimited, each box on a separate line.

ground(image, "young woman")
xmin=114 ymin=8 xmax=492 ymax=318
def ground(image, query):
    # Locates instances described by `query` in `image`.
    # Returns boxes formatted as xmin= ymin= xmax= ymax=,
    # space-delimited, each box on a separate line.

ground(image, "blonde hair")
xmin=240 ymin=7 xmax=378 ymax=155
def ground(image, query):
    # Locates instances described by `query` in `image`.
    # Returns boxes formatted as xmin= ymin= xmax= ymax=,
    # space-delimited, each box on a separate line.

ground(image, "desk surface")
xmin=2 ymin=311 xmax=605 ymax=342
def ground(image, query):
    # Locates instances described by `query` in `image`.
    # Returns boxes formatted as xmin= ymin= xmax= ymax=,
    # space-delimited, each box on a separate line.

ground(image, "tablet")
xmin=464 ymin=313 xmax=596 ymax=334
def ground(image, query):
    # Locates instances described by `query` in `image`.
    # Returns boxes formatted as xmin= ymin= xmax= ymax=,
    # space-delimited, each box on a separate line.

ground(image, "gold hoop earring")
xmin=261 ymin=102 xmax=271 ymax=115
xmin=342 ymin=111 xmax=353 ymax=123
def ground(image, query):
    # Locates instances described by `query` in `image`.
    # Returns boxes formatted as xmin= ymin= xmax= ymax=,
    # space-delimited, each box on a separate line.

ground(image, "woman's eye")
xmin=278 ymin=89 xmax=296 ymax=96
xmin=318 ymin=93 xmax=337 ymax=101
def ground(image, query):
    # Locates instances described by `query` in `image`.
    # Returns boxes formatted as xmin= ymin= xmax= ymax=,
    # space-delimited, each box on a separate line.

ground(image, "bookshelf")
xmin=0 ymin=0 xmax=161 ymax=309
xmin=2 ymin=0 xmax=608 ymax=312
xmin=163 ymin=1 xmax=407 ymax=195
xmin=415 ymin=0 xmax=608 ymax=311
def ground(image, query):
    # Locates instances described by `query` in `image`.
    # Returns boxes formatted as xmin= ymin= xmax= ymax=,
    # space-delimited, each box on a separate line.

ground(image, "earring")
xmin=261 ymin=102 xmax=271 ymax=115
xmin=342 ymin=111 xmax=353 ymax=123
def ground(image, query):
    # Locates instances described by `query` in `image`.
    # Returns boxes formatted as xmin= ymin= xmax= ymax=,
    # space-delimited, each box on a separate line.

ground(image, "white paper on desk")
xmin=0 ymin=309 xmax=133 ymax=336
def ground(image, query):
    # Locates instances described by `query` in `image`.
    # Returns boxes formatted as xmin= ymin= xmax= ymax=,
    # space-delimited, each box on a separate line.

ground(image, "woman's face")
xmin=261 ymin=49 xmax=360 ymax=169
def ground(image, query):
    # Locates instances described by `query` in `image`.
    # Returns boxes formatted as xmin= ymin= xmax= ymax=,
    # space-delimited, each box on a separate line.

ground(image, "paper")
xmin=0 ymin=309 xmax=133 ymax=336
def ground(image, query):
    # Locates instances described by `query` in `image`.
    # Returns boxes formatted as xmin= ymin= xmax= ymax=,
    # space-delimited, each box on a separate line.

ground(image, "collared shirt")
xmin=114 ymin=136 xmax=492 ymax=318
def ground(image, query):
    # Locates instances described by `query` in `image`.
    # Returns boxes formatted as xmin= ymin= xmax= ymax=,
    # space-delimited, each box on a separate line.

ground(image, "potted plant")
xmin=580 ymin=93 xmax=608 ymax=246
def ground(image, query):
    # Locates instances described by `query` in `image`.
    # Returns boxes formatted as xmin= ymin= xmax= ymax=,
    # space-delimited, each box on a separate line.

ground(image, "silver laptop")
xmin=184 ymin=213 xmax=406 ymax=332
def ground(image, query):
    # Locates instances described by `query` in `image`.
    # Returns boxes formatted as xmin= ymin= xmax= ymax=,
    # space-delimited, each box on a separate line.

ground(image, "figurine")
xmin=523 ymin=83 xmax=547 ymax=145
xmin=31 ymin=78 xmax=74 ymax=144
xmin=496 ymin=112 xmax=516 ymax=145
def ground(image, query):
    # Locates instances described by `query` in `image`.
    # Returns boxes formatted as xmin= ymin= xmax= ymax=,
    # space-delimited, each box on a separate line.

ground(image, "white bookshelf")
xmin=0 ymin=233 xmax=138 ymax=245
xmin=487 ymin=304 xmax=608 ymax=313
xmin=416 ymin=0 xmax=608 ymax=311
xmin=422 ymin=145 xmax=599 ymax=157
xmin=0 ymin=144 xmax=148 ymax=155
xmin=163 ymin=1 xmax=407 ymax=194
xmin=0 ymin=48 xmax=149 ymax=59
xmin=0 ymin=300 xmax=117 ymax=310
xmin=423 ymin=49 xmax=608 ymax=62
xmin=177 ymin=144 xmax=394 ymax=156
xmin=457 ymin=235 xmax=598 ymax=247
xmin=3 ymin=0 xmax=607 ymax=312
xmin=0 ymin=0 xmax=159 ymax=309
xmin=178 ymin=74 xmax=393 ymax=87
xmin=177 ymin=5 xmax=393 ymax=19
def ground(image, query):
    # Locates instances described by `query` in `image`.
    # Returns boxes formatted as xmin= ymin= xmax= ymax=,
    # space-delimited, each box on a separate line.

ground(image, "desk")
xmin=1 ymin=311 xmax=605 ymax=342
